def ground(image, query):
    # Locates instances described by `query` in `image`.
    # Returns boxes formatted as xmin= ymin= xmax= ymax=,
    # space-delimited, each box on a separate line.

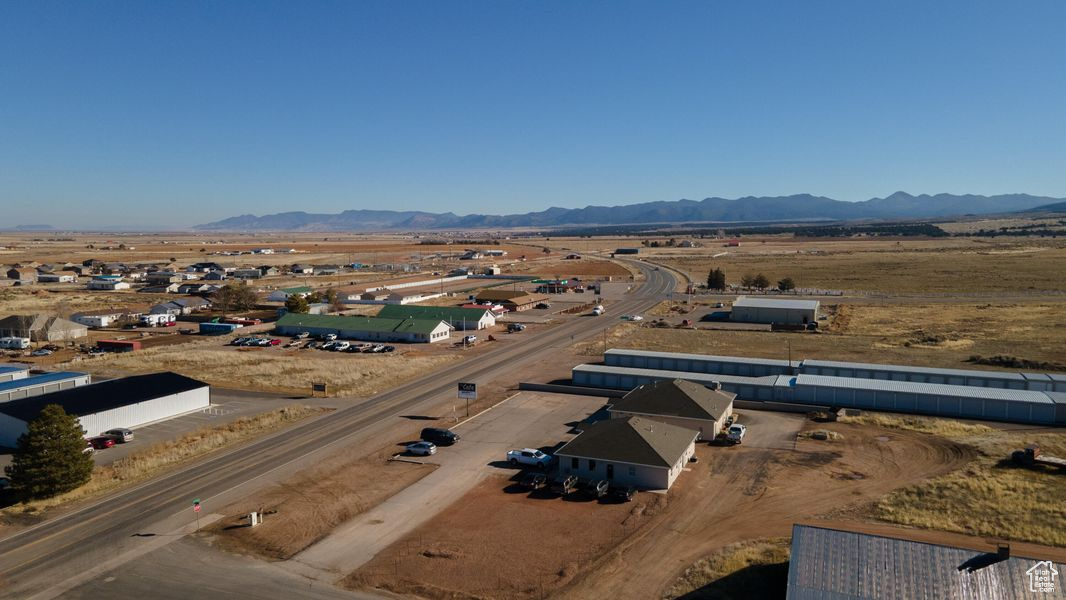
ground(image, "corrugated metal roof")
xmin=0 ymin=371 xmax=87 ymax=393
xmin=573 ymin=364 xmax=783 ymax=387
xmin=1049 ymin=374 xmax=1066 ymax=383
xmin=787 ymin=524 xmax=1063 ymax=600
xmin=0 ymin=372 xmax=205 ymax=421
xmin=0 ymin=365 xmax=28 ymax=375
xmin=606 ymin=348 xmax=798 ymax=368
xmin=1045 ymin=392 xmax=1066 ymax=404
xmin=801 ymin=359 xmax=1029 ymax=382
xmin=796 ymin=374 xmax=1053 ymax=403
xmin=733 ymin=296 xmax=820 ymax=310
xmin=1022 ymin=373 xmax=1053 ymax=382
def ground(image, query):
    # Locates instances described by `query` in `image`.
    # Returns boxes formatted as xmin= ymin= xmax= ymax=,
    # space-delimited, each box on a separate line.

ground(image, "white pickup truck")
xmin=727 ymin=424 xmax=747 ymax=444
xmin=506 ymin=448 xmax=552 ymax=469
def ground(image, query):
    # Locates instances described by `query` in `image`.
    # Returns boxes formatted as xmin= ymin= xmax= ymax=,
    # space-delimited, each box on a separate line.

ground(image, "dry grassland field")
xmin=651 ymin=238 xmax=1066 ymax=294
xmin=82 ymin=340 xmax=460 ymax=397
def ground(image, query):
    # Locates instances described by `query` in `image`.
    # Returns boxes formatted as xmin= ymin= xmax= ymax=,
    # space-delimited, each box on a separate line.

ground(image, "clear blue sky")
xmin=2 ymin=1 xmax=1065 ymax=229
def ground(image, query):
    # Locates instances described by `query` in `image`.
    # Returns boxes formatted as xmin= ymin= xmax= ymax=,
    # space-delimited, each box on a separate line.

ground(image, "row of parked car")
xmin=230 ymin=337 xmax=281 ymax=347
xmin=404 ymin=427 xmax=462 ymax=456
xmin=84 ymin=427 xmax=135 ymax=452
xmin=308 ymin=340 xmax=396 ymax=353
xmin=505 ymin=447 xmax=634 ymax=501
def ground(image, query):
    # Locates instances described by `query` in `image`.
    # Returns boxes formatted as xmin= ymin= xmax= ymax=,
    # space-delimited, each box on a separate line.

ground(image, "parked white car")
xmin=462 ymin=335 xmax=477 ymax=345
xmin=332 ymin=341 xmax=350 ymax=351
xmin=506 ymin=448 xmax=552 ymax=469
xmin=406 ymin=441 xmax=437 ymax=456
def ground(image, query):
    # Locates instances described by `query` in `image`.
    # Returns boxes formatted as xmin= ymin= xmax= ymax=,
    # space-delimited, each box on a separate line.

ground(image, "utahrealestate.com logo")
xmin=1027 ymin=560 xmax=1059 ymax=593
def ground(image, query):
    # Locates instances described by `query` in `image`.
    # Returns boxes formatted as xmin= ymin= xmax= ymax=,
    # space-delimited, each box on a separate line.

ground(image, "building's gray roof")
xmin=801 ymin=359 xmax=1029 ymax=382
xmin=610 ymin=379 xmax=734 ymax=422
xmin=554 ymin=416 xmax=699 ymax=468
xmin=606 ymin=348 xmax=798 ymax=368
xmin=733 ymin=296 xmax=820 ymax=311
xmin=787 ymin=524 xmax=1064 ymax=600
xmin=573 ymin=363 xmax=783 ymax=388
xmin=795 ymin=374 xmax=1054 ymax=403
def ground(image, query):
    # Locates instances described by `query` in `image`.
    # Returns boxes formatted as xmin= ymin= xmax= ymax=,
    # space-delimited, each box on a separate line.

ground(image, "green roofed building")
xmin=275 ymin=313 xmax=452 ymax=343
xmin=377 ymin=304 xmax=496 ymax=330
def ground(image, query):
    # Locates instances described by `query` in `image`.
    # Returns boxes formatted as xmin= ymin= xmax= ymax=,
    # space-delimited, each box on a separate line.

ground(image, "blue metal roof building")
xmin=0 ymin=365 xmax=29 ymax=384
xmin=0 ymin=371 xmax=92 ymax=403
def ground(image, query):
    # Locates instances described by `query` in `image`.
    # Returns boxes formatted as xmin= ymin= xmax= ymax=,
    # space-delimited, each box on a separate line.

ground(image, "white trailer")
xmin=0 ymin=337 xmax=32 ymax=350
xmin=139 ymin=314 xmax=176 ymax=327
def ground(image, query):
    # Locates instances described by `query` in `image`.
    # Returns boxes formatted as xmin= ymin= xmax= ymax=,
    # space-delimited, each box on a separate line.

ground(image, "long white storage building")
xmin=0 ymin=371 xmax=92 ymax=403
xmin=0 ymin=372 xmax=210 ymax=447
xmin=0 ymin=365 xmax=29 ymax=383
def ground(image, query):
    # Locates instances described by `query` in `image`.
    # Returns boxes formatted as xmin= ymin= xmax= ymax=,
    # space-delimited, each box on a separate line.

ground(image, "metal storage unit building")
xmin=799 ymin=359 xmax=1032 ymax=389
xmin=604 ymin=349 xmax=796 ymax=377
xmin=572 ymin=364 xmax=784 ymax=401
xmin=0 ymin=371 xmax=91 ymax=403
xmin=790 ymin=374 xmax=1062 ymax=425
xmin=0 ymin=372 xmax=209 ymax=447
xmin=0 ymin=365 xmax=29 ymax=383
xmin=730 ymin=297 xmax=819 ymax=325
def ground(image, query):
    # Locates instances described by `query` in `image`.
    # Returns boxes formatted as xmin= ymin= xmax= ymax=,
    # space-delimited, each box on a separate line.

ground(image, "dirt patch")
xmin=344 ymin=474 xmax=666 ymax=599
xmin=209 ymin=456 xmax=436 ymax=560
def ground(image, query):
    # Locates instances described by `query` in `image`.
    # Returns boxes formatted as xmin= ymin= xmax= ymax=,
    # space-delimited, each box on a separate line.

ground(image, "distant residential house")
xmin=203 ymin=270 xmax=227 ymax=281
xmin=232 ymin=268 xmax=262 ymax=280
xmin=150 ymin=297 xmax=211 ymax=316
xmin=81 ymin=259 xmax=105 ymax=271
xmin=71 ymin=306 xmax=146 ymax=328
xmin=86 ymin=275 xmax=130 ymax=291
xmin=125 ymin=270 xmax=148 ymax=282
xmin=267 ymin=286 xmax=313 ymax=302
xmin=37 ymin=270 xmax=78 ymax=283
xmin=313 ymin=265 xmax=341 ymax=276
xmin=187 ymin=262 xmax=233 ymax=273
xmin=257 ymin=265 xmax=280 ymax=277
xmin=36 ymin=264 xmax=56 ymax=274
xmin=290 ymin=264 xmax=314 ymax=275
xmin=0 ymin=314 xmax=89 ymax=341
xmin=139 ymin=283 xmax=181 ymax=294
xmin=6 ymin=268 xmax=38 ymax=284
xmin=359 ymin=290 xmax=391 ymax=302
xmin=177 ymin=283 xmax=211 ymax=295
xmin=145 ymin=272 xmax=183 ymax=285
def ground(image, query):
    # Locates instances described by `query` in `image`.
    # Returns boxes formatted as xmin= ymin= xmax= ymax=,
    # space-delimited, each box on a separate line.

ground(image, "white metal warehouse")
xmin=0 ymin=372 xmax=210 ymax=447
xmin=605 ymin=348 xmax=796 ymax=377
xmin=731 ymin=297 xmax=819 ymax=325
xmin=0 ymin=371 xmax=92 ymax=403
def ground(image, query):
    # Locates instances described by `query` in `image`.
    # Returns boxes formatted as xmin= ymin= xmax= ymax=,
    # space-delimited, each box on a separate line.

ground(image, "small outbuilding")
xmin=609 ymin=378 xmax=735 ymax=440
xmin=731 ymin=296 xmax=819 ymax=325
xmin=0 ymin=314 xmax=88 ymax=342
xmin=554 ymin=416 xmax=699 ymax=491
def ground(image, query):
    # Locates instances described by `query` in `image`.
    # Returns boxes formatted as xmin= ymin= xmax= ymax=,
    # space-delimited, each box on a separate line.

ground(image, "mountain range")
xmin=194 ymin=192 xmax=1066 ymax=232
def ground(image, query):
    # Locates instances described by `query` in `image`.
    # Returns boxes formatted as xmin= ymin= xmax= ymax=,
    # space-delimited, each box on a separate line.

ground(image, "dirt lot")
xmin=209 ymin=456 xmax=436 ymax=560
xmin=344 ymin=412 xmax=980 ymax=599
xmin=587 ymin=300 xmax=1066 ymax=371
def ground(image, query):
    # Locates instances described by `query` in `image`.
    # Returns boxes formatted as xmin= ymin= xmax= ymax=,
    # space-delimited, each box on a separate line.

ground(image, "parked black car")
xmin=420 ymin=427 xmax=460 ymax=446
xmin=609 ymin=485 xmax=636 ymax=503
xmin=507 ymin=323 xmax=526 ymax=332
xmin=519 ymin=472 xmax=548 ymax=490
xmin=583 ymin=479 xmax=609 ymax=499
xmin=550 ymin=474 xmax=578 ymax=496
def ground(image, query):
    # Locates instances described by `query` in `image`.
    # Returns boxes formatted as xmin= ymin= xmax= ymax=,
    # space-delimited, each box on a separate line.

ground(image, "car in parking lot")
xmin=321 ymin=333 xmax=338 ymax=341
xmin=582 ymin=479 xmax=609 ymax=498
xmin=231 ymin=337 xmax=251 ymax=346
xmin=294 ymin=332 xmax=310 ymax=339
xmin=507 ymin=323 xmax=526 ymax=332
xmin=421 ymin=427 xmax=460 ymax=446
xmin=87 ymin=436 xmax=115 ymax=450
xmin=405 ymin=441 xmax=437 ymax=456
xmin=382 ymin=345 xmax=395 ymax=352
xmin=30 ymin=349 xmax=53 ymax=357
xmin=549 ymin=474 xmax=578 ymax=496
xmin=535 ymin=302 xmax=551 ymax=309
xmin=332 ymin=341 xmax=350 ymax=351
xmin=267 ymin=338 xmax=281 ymax=346
xmin=727 ymin=423 xmax=747 ymax=444
xmin=506 ymin=448 xmax=552 ymax=469
xmin=519 ymin=471 xmax=547 ymax=490
xmin=103 ymin=428 xmax=134 ymax=443
xmin=320 ymin=341 xmax=337 ymax=351
xmin=461 ymin=335 xmax=477 ymax=345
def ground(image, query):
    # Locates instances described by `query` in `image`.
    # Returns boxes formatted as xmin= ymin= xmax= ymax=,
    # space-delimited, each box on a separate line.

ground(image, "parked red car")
xmin=87 ymin=436 xmax=115 ymax=449
xmin=268 ymin=339 xmax=281 ymax=346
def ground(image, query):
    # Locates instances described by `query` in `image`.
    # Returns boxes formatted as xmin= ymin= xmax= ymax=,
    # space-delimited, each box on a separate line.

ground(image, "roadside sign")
xmin=311 ymin=382 xmax=327 ymax=395
xmin=192 ymin=498 xmax=201 ymax=513
xmin=457 ymin=382 xmax=476 ymax=400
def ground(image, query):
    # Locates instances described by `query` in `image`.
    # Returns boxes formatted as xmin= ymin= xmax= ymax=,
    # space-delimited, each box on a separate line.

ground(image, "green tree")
xmin=323 ymin=288 xmax=338 ymax=306
xmin=305 ymin=291 xmax=322 ymax=304
xmin=5 ymin=404 xmax=94 ymax=501
xmin=212 ymin=282 xmax=259 ymax=316
xmin=753 ymin=273 xmax=770 ymax=290
xmin=777 ymin=277 xmax=796 ymax=292
xmin=284 ymin=293 xmax=310 ymax=314
xmin=707 ymin=268 xmax=727 ymax=291
xmin=740 ymin=273 xmax=755 ymax=290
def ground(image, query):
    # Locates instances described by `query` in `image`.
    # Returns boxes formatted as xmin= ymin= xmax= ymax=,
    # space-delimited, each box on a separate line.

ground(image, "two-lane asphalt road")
xmin=0 ymin=262 xmax=675 ymax=598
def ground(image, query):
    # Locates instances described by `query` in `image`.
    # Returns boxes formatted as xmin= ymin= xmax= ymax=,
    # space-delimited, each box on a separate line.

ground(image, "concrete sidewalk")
xmin=286 ymin=391 xmax=605 ymax=580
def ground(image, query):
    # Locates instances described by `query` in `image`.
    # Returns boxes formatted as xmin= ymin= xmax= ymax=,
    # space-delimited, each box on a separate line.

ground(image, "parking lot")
xmin=288 ymin=391 xmax=607 ymax=578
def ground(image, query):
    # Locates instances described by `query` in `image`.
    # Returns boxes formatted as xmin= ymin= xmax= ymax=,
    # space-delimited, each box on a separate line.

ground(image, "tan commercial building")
xmin=608 ymin=378 xmax=735 ymax=440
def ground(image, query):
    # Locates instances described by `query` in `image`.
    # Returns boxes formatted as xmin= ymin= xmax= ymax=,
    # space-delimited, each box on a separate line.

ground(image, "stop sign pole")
xmin=192 ymin=498 xmax=202 ymax=531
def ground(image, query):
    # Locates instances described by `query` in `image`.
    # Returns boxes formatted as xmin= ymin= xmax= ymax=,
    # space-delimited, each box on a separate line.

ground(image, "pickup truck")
xmin=727 ymin=424 xmax=747 ymax=444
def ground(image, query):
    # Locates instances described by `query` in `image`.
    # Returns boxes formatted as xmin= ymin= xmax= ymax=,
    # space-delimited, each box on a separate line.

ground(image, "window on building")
xmin=588 ymin=459 xmax=596 ymax=471
xmin=571 ymin=457 xmax=579 ymax=469
xmin=628 ymin=466 xmax=636 ymax=476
